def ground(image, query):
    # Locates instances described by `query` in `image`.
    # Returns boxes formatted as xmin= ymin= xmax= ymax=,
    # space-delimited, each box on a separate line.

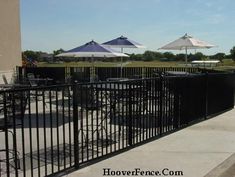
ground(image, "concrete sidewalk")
xmin=68 ymin=108 xmax=235 ymax=177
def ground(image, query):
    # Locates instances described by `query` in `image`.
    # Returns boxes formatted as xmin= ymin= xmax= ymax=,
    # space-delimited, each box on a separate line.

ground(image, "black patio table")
xmin=82 ymin=82 xmax=143 ymax=120
xmin=0 ymin=84 xmax=30 ymax=90
xmin=81 ymin=83 xmax=142 ymax=107
xmin=79 ymin=83 xmax=140 ymax=109
xmin=28 ymin=78 xmax=53 ymax=86
xmin=106 ymin=78 xmax=129 ymax=82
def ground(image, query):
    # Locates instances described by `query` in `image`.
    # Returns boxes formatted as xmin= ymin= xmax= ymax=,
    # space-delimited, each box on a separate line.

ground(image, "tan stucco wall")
xmin=0 ymin=0 xmax=21 ymax=72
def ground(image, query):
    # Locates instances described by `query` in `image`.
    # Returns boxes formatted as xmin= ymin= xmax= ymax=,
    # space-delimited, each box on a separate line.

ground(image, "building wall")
xmin=0 ymin=0 xmax=21 ymax=84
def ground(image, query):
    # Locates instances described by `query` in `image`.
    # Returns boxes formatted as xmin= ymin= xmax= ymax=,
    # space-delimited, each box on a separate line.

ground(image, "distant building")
xmin=0 ymin=0 xmax=21 ymax=84
xmin=191 ymin=60 xmax=220 ymax=68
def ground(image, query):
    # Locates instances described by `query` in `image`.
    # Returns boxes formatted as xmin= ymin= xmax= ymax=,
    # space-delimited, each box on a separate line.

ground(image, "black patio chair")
xmin=76 ymin=85 xmax=112 ymax=149
xmin=0 ymin=129 xmax=21 ymax=175
xmin=0 ymin=112 xmax=22 ymax=175
xmin=26 ymin=73 xmax=45 ymax=101
xmin=0 ymin=90 xmax=28 ymax=175
xmin=2 ymin=75 xmax=9 ymax=85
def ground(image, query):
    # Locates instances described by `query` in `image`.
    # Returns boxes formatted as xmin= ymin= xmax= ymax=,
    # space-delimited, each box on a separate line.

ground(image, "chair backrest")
xmin=27 ymin=73 xmax=37 ymax=87
xmin=27 ymin=73 xmax=35 ymax=78
xmin=76 ymin=86 xmax=100 ymax=111
xmin=2 ymin=75 xmax=8 ymax=85
xmin=77 ymin=86 xmax=94 ymax=104
xmin=72 ymin=72 xmax=90 ymax=83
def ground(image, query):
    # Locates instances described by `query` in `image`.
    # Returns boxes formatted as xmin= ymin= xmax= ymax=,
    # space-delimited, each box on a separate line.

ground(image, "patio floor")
xmin=68 ymin=108 xmax=235 ymax=177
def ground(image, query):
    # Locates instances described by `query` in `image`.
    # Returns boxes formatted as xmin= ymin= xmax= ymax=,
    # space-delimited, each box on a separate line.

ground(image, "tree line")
xmin=22 ymin=46 xmax=235 ymax=62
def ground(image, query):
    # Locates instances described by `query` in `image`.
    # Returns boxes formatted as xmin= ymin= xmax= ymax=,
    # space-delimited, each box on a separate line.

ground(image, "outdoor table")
xmin=77 ymin=82 xmax=143 ymax=146
xmin=0 ymin=97 xmax=11 ymax=115
xmin=165 ymin=71 xmax=190 ymax=76
xmin=79 ymin=82 xmax=141 ymax=112
xmin=83 ymin=83 xmax=143 ymax=122
xmin=0 ymin=97 xmax=4 ymax=113
xmin=0 ymin=85 xmax=25 ymax=118
xmin=28 ymin=78 xmax=53 ymax=86
xmin=0 ymin=84 xmax=30 ymax=90
xmin=106 ymin=78 xmax=129 ymax=82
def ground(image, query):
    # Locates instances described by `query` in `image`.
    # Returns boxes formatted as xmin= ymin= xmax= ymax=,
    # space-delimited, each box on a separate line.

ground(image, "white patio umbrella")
xmin=56 ymin=40 xmax=129 ymax=82
xmin=102 ymin=35 xmax=145 ymax=77
xmin=159 ymin=33 xmax=215 ymax=64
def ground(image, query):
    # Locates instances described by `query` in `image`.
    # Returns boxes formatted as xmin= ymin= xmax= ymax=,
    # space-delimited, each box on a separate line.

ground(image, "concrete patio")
xmin=68 ymin=108 xmax=235 ymax=177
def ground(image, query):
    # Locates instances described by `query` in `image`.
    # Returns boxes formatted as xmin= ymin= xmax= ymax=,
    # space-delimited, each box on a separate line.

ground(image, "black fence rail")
xmin=91 ymin=67 xmax=223 ymax=81
xmin=1 ymin=73 xmax=234 ymax=177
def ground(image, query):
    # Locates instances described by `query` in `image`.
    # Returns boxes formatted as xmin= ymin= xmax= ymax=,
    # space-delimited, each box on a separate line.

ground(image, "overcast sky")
xmin=20 ymin=0 xmax=235 ymax=55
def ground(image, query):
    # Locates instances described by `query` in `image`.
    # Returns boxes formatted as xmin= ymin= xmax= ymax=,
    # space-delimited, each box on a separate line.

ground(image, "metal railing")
xmin=0 ymin=73 xmax=234 ymax=177
xmin=17 ymin=66 xmax=224 ymax=84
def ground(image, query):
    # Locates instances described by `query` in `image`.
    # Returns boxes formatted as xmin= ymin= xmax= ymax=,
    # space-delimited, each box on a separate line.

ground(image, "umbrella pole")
xmin=120 ymin=47 xmax=123 ymax=78
xmin=185 ymin=47 xmax=188 ymax=66
xmin=91 ymin=55 xmax=94 ymax=82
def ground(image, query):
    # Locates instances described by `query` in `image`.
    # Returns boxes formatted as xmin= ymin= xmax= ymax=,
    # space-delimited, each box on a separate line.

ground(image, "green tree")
xmin=188 ymin=52 xmax=204 ymax=61
xmin=194 ymin=52 xmax=204 ymax=60
xmin=23 ymin=50 xmax=41 ymax=61
xmin=212 ymin=53 xmax=226 ymax=62
xmin=53 ymin=48 xmax=64 ymax=56
xmin=143 ymin=51 xmax=156 ymax=61
xmin=129 ymin=53 xmax=143 ymax=61
xmin=175 ymin=53 xmax=186 ymax=61
xmin=230 ymin=46 xmax=235 ymax=61
xmin=154 ymin=52 xmax=164 ymax=60
xmin=163 ymin=52 xmax=175 ymax=60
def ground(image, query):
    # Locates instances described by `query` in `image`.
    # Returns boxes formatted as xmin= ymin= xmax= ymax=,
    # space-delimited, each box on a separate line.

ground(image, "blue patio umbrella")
xmin=102 ymin=36 xmax=145 ymax=77
xmin=56 ymin=40 xmax=129 ymax=81
xmin=57 ymin=40 xmax=128 ymax=58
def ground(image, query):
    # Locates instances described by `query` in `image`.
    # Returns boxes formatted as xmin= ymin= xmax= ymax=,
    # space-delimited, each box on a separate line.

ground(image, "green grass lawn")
xmin=38 ymin=61 xmax=183 ymax=67
xmin=38 ymin=59 xmax=235 ymax=71
xmin=215 ymin=59 xmax=235 ymax=71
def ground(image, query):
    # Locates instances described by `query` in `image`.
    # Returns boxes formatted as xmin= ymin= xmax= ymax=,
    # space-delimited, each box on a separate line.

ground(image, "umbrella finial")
xmin=119 ymin=35 xmax=127 ymax=39
xmin=183 ymin=33 xmax=191 ymax=39
xmin=91 ymin=40 xmax=96 ymax=44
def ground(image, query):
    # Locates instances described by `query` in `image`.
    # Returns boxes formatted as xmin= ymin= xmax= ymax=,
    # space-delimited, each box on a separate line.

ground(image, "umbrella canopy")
xmin=56 ymin=40 xmax=129 ymax=58
xmin=56 ymin=40 xmax=129 ymax=82
xmin=102 ymin=36 xmax=145 ymax=77
xmin=102 ymin=35 xmax=145 ymax=48
xmin=159 ymin=33 xmax=215 ymax=64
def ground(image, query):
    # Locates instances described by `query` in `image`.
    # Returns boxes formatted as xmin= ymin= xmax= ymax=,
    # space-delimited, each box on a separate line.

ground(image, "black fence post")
xmin=128 ymin=83 xmax=133 ymax=146
xmin=72 ymin=83 xmax=79 ymax=169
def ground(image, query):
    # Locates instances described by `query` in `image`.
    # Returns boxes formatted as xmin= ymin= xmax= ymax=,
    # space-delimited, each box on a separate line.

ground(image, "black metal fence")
xmin=0 ymin=73 xmax=234 ymax=177
xmin=17 ymin=66 xmax=223 ymax=84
